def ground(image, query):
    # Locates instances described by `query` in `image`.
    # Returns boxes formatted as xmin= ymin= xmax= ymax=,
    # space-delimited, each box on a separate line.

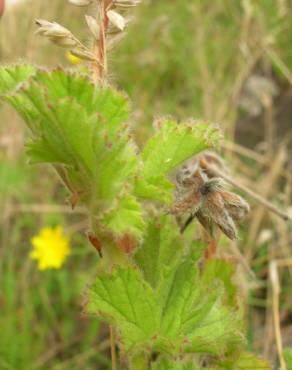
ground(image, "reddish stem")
xmin=94 ymin=0 xmax=112 ymax=83
xmin=0 ymin=0 xmax=5 ymax=17
xmin=204 ymin=238 xmax=217 ymax=259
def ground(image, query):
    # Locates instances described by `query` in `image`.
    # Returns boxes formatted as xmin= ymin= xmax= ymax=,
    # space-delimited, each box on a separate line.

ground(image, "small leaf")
xmin=138 ymin=119 xmax=221 ymax=205
xmin=142 ymin=119 xmax=221 ymax=178
xmin=134 ymin=175 xmax=174 ymax=205
xmin=101 ymin=194 xmax=145 ymax=241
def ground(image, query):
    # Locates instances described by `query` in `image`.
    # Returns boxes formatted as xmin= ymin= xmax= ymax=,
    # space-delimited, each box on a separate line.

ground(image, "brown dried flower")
xmin=172 ymin=152 xmax=249 ymax=240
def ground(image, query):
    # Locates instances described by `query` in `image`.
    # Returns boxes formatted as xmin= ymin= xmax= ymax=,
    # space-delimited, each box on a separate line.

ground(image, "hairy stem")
xmin=94 ymin=0 xmax=112 ymax=83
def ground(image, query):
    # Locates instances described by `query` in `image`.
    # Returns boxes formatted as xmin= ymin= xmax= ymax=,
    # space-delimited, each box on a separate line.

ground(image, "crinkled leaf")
xmin=26 ymin=98 xmax=99 ymax=177
xmin=88 ymin=216 xmax=242 ymax=355
xmin=88 ymin=260 xmax=243 ymax=355
xmin=0 ymin=65 xmax=38 ymax=131
xmin=134 ymin=215 xmax=183 ymax=288
xmin=152 ymin=358 xmax=201 ymax=370
xmin=33 ymin=69 xmax=129 ymax=137
xmin=142 ymin=120 xmax=221 ymax=177
xmin=1 ymin=66 xmax=144 ymax=240
xmin=20 ymin=70 xmax=138 ymax=199
xmin=185 ymin=301 xmax=243 ymax=355
xmin=134 ymin=175 xmax=174 ymax=205
xmin=101 ymin=195 xmax=145 ymax=240
xmin=202 ymin=259 xmax=237 ymax=306
xmin=220 ymin=352 xmax=271 ymax=369
xmin=138 ymin=120 xmax=221 ymax=204
xmin=93 ymin=135 xmax=138 ymax=203
xmin=87 ymin=266 xmax=159 ymax=352
xmin=0 ymin=64 xmax=35 ymax=95
xmin=156 ymin=258 xmax=242 ymax=355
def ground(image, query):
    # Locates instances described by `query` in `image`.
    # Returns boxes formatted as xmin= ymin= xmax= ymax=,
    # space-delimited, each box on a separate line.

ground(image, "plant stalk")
xmin=94 ymin=0 xmax=111 ymax=83
xmin=110 ymin=326 xmax=117 ymax=370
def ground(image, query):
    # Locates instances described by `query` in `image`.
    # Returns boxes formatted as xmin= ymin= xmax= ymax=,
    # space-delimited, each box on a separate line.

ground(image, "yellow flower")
xmin=66 ymin=51 xmax=81 ymax=65
xmin=30 ymin=226 xmax=70 ymax=270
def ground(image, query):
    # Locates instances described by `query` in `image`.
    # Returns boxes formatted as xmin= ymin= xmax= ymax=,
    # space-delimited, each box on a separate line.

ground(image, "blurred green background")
xmin=1 ymin=0 xmax=292 ymax=369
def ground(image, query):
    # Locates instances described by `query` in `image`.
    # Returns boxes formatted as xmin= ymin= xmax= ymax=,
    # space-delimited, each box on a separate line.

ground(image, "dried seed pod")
xmin=85 ymin=15 xmax=100 ymax=40
xmin=35 ymin=19 xmax=78 ymax=48
xmin=203 ymin=191 xmax=238 ymax=240
xmin=172 ymin=189 xmax=202 ymax=215
xmin=113 ymin=0 xmax=141 ymax=9
xmin=221 ymin=191 xmax=250 ymax=221
xmin=70 ymin=48 xmax=97 ymax=61
xmin=68 ymin=0 xmax=92 ymax=6
xmin=107 ymin=10 xmax=126 ymax=30
xmin=50 ymin=36 xmax=78 ymax=48
xmin=35 ymin=19 xmax=71 ymax=38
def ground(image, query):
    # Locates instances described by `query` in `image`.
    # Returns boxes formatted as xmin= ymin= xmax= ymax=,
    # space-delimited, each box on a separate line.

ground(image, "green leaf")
xmin=202 ymin=259 xmax=237 ymax=306
xmin=32 ymin=69 xmax=129 ymax=138
xmin=88 ymin=217 xmax=242 ymax=355
xmin=0 ymin=65 xmax=38 ymax=131
xmin=284 ymin=348 xmax=292 ymax=370
xmin=142 ymin=119 xmax=221 ymax=178
xmin=0 ymin=64 xmax=35 ymax=95
xmin=87 ymin=266 xmax=159 ymax=352
xmin=220 ymin=352 xmax=271 ymax=369
xmin=134 ymin=215 xmax=183 ymax=288
xmin=101 ymin=195 xmax=145 ymax=240
xmin=134 ymin=175 xmax=174 ymax=205
xmin=25 ymin=98 xmax=99 ymax=183
xmin=185 ymin=300 xmax=242 ymax=355
xmin=137 ymin=119 xmax=221 ymax=205
xmin=88 ymin=259 xmax=243 ymax=355
xmin=156 ymin=257 xmax=242 ymax=355
xmin=19 ymin=69 xmax=138 ymax=196
xmin=1 ymin=66 xmax=144 ymax=240
xmin=152 ymin=358 xmax=201 ymax=370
